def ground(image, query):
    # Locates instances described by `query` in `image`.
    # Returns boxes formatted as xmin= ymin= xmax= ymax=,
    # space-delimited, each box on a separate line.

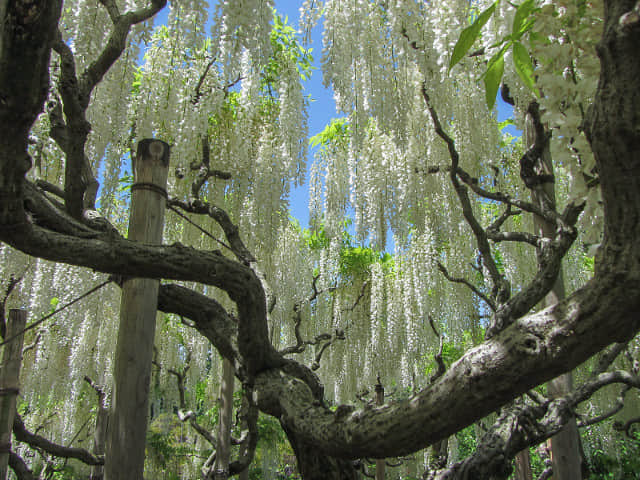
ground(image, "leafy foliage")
xmin=309 ymin=118 xmax=350 ymax=149
xmin=449 ymin=2 xmax=497 ymax=71
xmin=263 ymin=11 xmax=314 ymax=90
xmin=586 ymin=432 xmax=640 ymax=480
xmin=450 ymin=0 xmax=540 ymax=108
xmin=301 ymin=220 xmax=394 ymax=278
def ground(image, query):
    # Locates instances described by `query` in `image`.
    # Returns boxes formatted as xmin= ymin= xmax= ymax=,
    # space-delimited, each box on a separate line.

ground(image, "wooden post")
xmin=211 ymin=358 xmax=235 ymax=480
xmin=375 ymin=378 xmax=385 ymax=480
xmin=515 ymin=447 xmax=533 ymax=480
xmin=524 ymin=111 xmax=582 ymax=480
xmin=0 ymin=309 xmax=27 ymax=479
xmin=86 ymin=376 xmax=108 ymax=480
xmin=105 ymin=139 xmax=169 ymax=480
xmin=237 ymin=392 xmax=250 ymax=480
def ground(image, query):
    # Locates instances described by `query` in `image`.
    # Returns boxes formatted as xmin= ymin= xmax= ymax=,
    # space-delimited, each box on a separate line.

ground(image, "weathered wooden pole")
xmin=211 ymin=358 xmax=235 ymax=480
xmin=237 ymin=392 xmax=250 ymax=480
xmin=105 ymin=139 xmax=169 ymax=480
xmin=524 ymin=110 xmax=582 ymax=480
xmin=0 ymin=309 xmax=27 ymax=479
xmin=86 ymin=376 xmax=108 ymax=480
xmin=514 ymin=446 xmax=533 ymax=480
xmin=375 ymin=378 xmax=385 ymax=480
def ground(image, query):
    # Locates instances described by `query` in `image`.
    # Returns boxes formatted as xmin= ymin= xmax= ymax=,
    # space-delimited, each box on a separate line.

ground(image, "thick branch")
xmin=13 ymin=414 xmax=103 ymax=466
xmin=51 ymin=32 xmax=96 ymax=216
xmin=24 ymin=181 xmax=98 ymax=238
xmin=0 ymin=273 xmax=23 ymax=338
xmin=168 ymin=198 xmax=254 ymax=264
xmin=488 ymin=200 xmax=584 ymax=336
xmin=0 ymin=224 xmax=276 ymax=376
xmin=428 ymin=316 xmax=446 ymax=383
xmin=0 ymin=0 xmax=63 ymax=227
xmin=81 ymin=1 xmax=168 ymax=103
xmin=156 ymin=284 xmax=239 ymax=365
xmin=98 ymin=0 xmax=120 ymax=23
xmin=51 ymin=0 xmax=167 ymax=217
xmin=254 ymin=275 xmax=640 ymax=459
xmin=8 ymin=452 xmax=35 ymax=480
xmin=434 ymin=369 xmax=640 ymax=479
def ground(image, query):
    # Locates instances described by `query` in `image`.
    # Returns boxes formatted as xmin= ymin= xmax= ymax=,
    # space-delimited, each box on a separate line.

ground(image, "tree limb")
xmin=8 ymin=451 xmax=35 ymax=480
xmin=422 ymin=84 xmax=510 ymax=305
xmin=437 ymin=261 xmax=496 ymax=312
xmin=13 ymin=414 xmax=103 ymax=466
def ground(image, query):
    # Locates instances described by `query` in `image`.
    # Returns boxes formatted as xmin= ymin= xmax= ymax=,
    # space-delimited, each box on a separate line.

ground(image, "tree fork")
xmin=282 ymin=424 xmax=360 ymax=480
xmin=105 ymin=139 xmax=169 ymax=480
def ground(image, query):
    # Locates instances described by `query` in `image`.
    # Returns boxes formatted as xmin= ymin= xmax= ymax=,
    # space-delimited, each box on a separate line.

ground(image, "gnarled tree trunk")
xmin=283 ymin=425 xmax=360 ymax=480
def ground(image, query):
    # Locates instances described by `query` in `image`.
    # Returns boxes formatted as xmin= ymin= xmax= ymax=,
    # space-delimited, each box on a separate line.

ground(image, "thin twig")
xmin=192 ymin=57 xmax=217 ymax=105
xmin=422 ymin=84 xmax=510 ymax=305
xmin=437 ymin=262 xmax=496 ymax=312
xmin=428 ymin=316 xmax=446 ymax=383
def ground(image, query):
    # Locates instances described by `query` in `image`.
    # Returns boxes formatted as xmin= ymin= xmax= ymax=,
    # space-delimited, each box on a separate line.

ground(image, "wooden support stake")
xmin=211 ymin=358 xmax=235 ymax=480
xmin=375 ymin=378 xmax=385 ymax=480
xmin=0 ymin=309 xmax=27 ymax=480
xmin=105 ymin=139 xmax=169 ymax=480
xmin=525 ymin=111 xmax=583 ymax=480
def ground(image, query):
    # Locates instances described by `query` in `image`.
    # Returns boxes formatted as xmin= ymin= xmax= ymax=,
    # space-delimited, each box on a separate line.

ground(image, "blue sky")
xmin=273 ymin=2 xmax=333 ymax=228
xmin=152 ymin=2 xmax=517 ymax=230
xmin=271 ymin=2 xmax=518 ymax=230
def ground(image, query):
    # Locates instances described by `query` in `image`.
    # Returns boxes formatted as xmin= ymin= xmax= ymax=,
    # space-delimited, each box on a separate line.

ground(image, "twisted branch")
xmin=12 ymin=414 xmax=103 ymax=466
xmin=51 ymin=0 xmax=167 ymax=218
xmin=437 ymin=262 xmax=496 ymax=312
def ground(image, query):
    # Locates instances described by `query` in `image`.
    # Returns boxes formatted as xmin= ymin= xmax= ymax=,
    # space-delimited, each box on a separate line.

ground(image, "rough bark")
xmin=282 ymin=424 xmax=360 ymax=480
xmin=433 ymin=368 xmax=640 ymax=480
xmin=7 ymin=452 xmax=34 ymax=480
xmin=251 ymin=267 xmax=640 ymax=460
xmin=0 ymin=0 xmax=62 ymax=228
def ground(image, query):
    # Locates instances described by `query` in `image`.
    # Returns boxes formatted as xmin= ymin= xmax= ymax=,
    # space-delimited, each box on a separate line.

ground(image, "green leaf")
xmin=498 ymin=118 xmax=515 ymax=130
xmin=484 ymin=49 xmax=505 ymax=109
xmin=529 ymin=31 xmax=550 ymax=45
xmin=50 ymin=297 xmax=59 ymax=308
xmin=449 ymin=2 xmax=497 ymax=70
xmin=512 ymin=41 xmax=538 ymax=95
xmin=512 ymin=0 xmax=536 ymax=36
